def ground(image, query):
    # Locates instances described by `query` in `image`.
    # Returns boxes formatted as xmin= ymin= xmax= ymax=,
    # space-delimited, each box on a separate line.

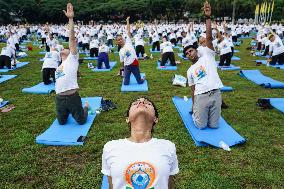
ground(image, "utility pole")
xmin=232 ymin=0 xmax=236 ymax=24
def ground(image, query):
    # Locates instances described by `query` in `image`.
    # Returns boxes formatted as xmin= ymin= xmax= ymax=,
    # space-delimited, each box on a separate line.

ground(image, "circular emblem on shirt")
xmin=125 ymin=162 xmax=156 ymax=189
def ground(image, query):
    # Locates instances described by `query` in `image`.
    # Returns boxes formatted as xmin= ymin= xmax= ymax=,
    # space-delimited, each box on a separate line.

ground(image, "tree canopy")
xmin=0 ymin=0 xmax=283 ymax=24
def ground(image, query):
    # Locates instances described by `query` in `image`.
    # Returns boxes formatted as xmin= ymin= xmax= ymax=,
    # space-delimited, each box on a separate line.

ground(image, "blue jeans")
xmin=97 ymin=52 xmax=110 ymax=69
xmin=124 ymin=65 xmax=143 ymax=85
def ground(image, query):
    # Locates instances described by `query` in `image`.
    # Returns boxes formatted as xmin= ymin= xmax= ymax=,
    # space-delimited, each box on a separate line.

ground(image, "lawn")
xmin=0 ymin=38 xmax=283 ymax=188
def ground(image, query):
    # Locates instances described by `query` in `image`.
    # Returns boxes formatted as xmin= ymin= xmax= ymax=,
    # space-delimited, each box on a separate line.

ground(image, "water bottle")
xmin=219 ymin=141 xmax=231 ymax=151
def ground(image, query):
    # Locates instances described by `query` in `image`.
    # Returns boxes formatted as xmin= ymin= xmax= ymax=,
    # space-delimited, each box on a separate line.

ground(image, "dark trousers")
xmin=124 ymin=65 xmax=143 ymax=85
xmin=161 ymin=52 xmax=176 ymax=66
xmin=82 ymin=43 xmax=89 ymax=51
xmin=177 ymin=37 xmax=182 ymax=43
xmin=90 ymin=48 xmax=98 ymax=57
xmin=232 ymin=36 xmax=237 ymax=42
xmin=15 ymin=43 xmax=20 ymax=51
xmin=262 ymin=46 xmax=269 ymax=56
xmin=135 ymin=45 xmax=145 ymax=57
xmin=0 ymin=55 xmax=11 ymax=69
xmin=46 ymin=44 xmax=50 ymax=52
xmin=152 ymin=41 xmax=160 ymax=51
xmin=271 ymin=52 xmax=284 ymax=65
xmin=231 ymin=47 xmax=234 ymax=57
xmin=257 ymin=42 xmax=262 ymax=51
xmin=219 ymin=52 xmax=232 ymax=66
xmin=149 ymin=37 xmax=152 ymax=44
xmin=117 ymin=45 xmax=122 ymax=52
xmin=41 ymin=38 xmax=46 ymax=45
xmin=97 ymin=52 xmax=110 ymax=69
xmin=56 ymin=92 xmax=88 ymax=125
xmin=42 ymin=68 xmax=56 ymax=85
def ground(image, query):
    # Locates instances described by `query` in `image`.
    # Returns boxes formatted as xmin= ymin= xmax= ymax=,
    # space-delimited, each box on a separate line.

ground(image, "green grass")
xmin=0 ymin=39 xmax=283 ymax=188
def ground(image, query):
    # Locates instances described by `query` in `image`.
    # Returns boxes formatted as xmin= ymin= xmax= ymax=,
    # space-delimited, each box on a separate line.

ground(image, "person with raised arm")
xmin=54 ymin=3 xmax=88 ymax=125
xmin=116 ymin=17 xmax=145 ymax=85
xmin=184 ymin=1 xmax=223 ymax=129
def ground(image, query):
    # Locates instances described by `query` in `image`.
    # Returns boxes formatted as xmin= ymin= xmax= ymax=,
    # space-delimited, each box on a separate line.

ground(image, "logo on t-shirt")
xmin=55 ymin=65 xmax=65 ymax=80
xmin=276 ymin=42 xmax=281 ymax=48
xmin=194 ymin=66 xmax=207 ymax=81
xmin=46 ymin=52 xmax=52 ymax=58
xmin=125 ymin=50 xmax=132 ymax=57
xmin=125 ymin=162 xmax=156 ymax=189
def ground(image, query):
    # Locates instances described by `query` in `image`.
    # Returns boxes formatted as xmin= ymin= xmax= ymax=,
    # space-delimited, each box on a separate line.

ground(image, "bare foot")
xmin=84 ymin=101 xmax=89 ymax=109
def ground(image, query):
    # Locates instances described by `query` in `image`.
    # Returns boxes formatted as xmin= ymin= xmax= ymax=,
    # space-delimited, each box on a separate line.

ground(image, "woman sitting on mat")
xmin=102 ymin=97 xmax=179 ymax=189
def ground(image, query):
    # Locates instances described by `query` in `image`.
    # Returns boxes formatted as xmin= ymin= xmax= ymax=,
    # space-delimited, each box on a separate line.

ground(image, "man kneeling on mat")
xmin=55 ymin=3 xmax=88 ymax=125
xmin=185 ymin=1 xmax=223 ymax=129
xmin=117 ymin=16 xmax=145 ymax=85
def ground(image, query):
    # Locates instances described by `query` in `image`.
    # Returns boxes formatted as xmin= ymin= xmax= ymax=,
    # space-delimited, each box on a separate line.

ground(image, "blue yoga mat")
xmin=255 ymin=60 xmax=284 ymax=70
xmin=232 ymin=56 xmax=241 ymax=61
xmin=239 ymin=70 xmax=284 ymax=88
xmin=157 ymin=61 xmax=177 ymax=70
xmin=39 ymin=51 xmax=46 ymax=54
xmin=150 ymin=49 xmax=160 ymax=53
xmin=121 ymin=73 xmax=148 ymax=92
xmin=233 ymin=42 xmax=241 ymax=46
xmin=39 ymin=58 xmax=44 ymax=62
xmin=218 ymin=64 xmax=241 ymax=71
xmin=172 ymin=96 xmax=246 ymax=147
xmin=221 ymin=86 xmax=233 ymax=92
xmin=93 ymin=61 xmax=117 ymax=72
xmin=264 ymin=98 xmax=284 ymax=114
xmin=36 ymin=97 xmax=102 ymax=146
xmin=84 ymin=57 xmax=98 ymax=60
xmin=0 ymin=62 xmax=30 ymax=73
xmin=0 ymin=100 xmax=9 ymax=108
xmin=178 ymin=53 xmax=188 ymax=60
xmin=101 ymin=175 xmax=109 ymax=189
xmin=234 ymin=50 xmax=240 ymax=53
xmin=22 ymin=82 xmax=55 ymax=94
xmin=255 ymin=52 xmax=270 ymax=58
xmin=0 ymin=75 xmax=17 ymax=83
xmin=17 ymin=54 xmax=28 ymax=59
xmin=251 ymin=41 xmax=257 ymax=46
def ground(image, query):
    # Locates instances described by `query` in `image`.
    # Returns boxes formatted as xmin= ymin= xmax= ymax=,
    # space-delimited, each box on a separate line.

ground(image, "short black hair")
xmin=184 ymin=45 xmax=196 ymax=53
xmin=126 ymin=97 xmax=159 ymax=133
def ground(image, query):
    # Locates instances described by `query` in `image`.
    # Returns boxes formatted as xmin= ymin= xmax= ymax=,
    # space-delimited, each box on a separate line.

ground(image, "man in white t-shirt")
xmin=268 ymin=33 xmax=284 ymax=65
xmin=55 ymin=3 xmax=88 ymax=125
xmin=160 ymin=36 xmax=176 ymax=67
xmin=0 ymin=44 xmax=16 ymax=69
xmin=42 ymin=45 xmax=60 ymax=85
xmin=185 ymin=1 xmax=223 ymax=129
xmin=117 ymin=17 xmax=145 ymax=85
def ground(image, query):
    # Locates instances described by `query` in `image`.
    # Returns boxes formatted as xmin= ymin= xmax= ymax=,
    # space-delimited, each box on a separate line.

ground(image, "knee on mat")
xmin=77 ymin=118 xmax=87 ymax=125
xmin=124 ymin=81 xmax=130 ymax=85
xmin=194 ymin=121 xmax=207 ymax=129
xmin=58 ymin=118 xmax=67 ymax=125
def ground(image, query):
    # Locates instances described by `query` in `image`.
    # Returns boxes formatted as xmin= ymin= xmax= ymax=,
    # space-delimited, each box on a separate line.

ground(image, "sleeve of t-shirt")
xmin=169 ymin=143 xmax=179 ymax=175
xmin=101 ymin=143 xmax=111 ymax=176
xmin=187 ymin=69 xmax=194 ymax=87
xmin=205 ymin=46 xmax=216 ymax=57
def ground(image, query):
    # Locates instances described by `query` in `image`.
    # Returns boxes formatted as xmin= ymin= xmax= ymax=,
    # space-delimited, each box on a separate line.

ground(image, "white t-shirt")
xmin=119 ymin=36 xmax=137 ymax=66
xmin=182 ymin=36 xmax=193 ymax=48
xmin=101 ymin=138 xmax=179 ymax=189
xmin=55 ymin=53 xmax=79 ymax=94
xmin=90 ymin=39 xmax=99 ymax=49
xmin=187 ymin=47 xmax=223 ymax=95
xmin=42 ymin=51 xmax=60 ymax=69
xmin=218 ymin=39 xmax=232 ymax=55
xmin=1 ymin=46 xmax=14 ymax=58
xmin=99 ymin=45 xmax=109 ymax=53
xmin=160 ymin=41 xmax=173 ymax=54
xmin=134 ymin=35 xmax=144 ymax=47
xmin=269 ymin=36 xmax=284 ymax=56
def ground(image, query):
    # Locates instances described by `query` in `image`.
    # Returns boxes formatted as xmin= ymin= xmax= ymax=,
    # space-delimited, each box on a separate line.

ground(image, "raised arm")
xmin=204 ymin=1 xmax=214 ymax=50
xmin=126 ymin=16 xmax=131 ymax=38
xmin=63 ymin=3 xmax=77 ymax=55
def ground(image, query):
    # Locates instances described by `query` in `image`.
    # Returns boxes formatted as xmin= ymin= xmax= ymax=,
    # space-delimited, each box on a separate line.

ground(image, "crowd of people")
xmin=1 ymin=1 xmax=284 ymax=188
